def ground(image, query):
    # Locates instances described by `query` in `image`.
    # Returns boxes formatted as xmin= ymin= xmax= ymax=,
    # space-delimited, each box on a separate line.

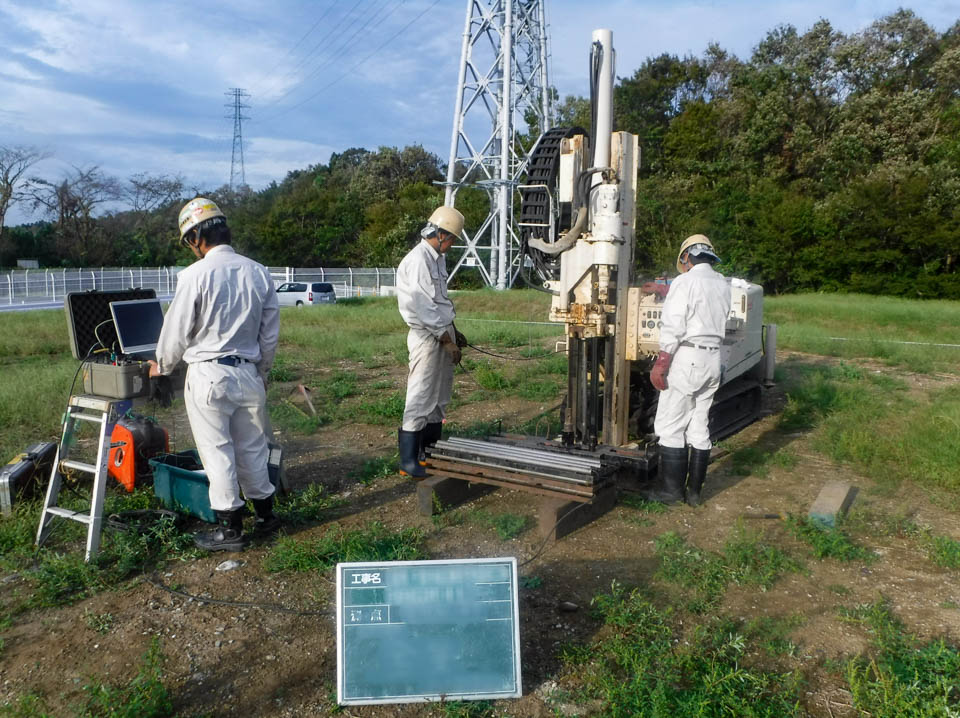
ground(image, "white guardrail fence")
xmin=0 ymin=267 xmax=398 ymax=305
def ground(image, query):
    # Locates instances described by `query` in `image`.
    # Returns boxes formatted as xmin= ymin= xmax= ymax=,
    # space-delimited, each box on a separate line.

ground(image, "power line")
xmin=261 ymin=0 xmax=440 ymax=125
xmin=256 ymin=0 xmax=368 ymax=111
xmin=248 ymin=0 xmax=339 ymax=98
xmin=278 ymin=0 xmax=402 ymax=103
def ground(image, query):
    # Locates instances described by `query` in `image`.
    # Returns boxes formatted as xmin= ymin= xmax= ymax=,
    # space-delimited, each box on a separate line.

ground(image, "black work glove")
xmin=454 ymin=328 xmax=468 ymax=349
xmin=440 ymin=335 xmax=462 ymax=365
xmin=150 ymin=375 xmax=174 ymax=408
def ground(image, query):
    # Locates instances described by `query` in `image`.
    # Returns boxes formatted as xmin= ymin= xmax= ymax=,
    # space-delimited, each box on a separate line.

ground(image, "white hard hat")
xmin=676 ymin=233 xmax=720 ymax=272
xmin=178 ymin=197 xmax=226 ymax=240
xmin=426 ymin=206 xmax=464 ymax=241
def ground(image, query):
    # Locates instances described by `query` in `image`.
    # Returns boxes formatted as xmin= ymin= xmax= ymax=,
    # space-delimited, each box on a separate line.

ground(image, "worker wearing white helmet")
xmin=641 ymin=234 xmax=730 ymax=506
xmin=395 ymin=206 xmax=467 ymax=478
xmin=148 ymin=197 xmax=280 ymax=551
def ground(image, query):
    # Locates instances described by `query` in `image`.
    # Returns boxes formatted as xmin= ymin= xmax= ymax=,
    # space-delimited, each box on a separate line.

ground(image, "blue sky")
xmin=1 ymin=0 xmax=957 ymax=225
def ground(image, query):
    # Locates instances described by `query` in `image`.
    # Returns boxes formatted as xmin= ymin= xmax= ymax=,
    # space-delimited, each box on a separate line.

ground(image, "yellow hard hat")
xmin=676 ymin=233 xmax=720 ymax=272
xmin=178 ymin=197 xmax=226 ymax=240
xmin=427 ymin=206 xmax=464 ymax=241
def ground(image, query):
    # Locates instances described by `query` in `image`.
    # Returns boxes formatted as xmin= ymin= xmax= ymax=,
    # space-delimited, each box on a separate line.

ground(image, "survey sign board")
xmin=336 ymin=558 xmax=522 ymax=705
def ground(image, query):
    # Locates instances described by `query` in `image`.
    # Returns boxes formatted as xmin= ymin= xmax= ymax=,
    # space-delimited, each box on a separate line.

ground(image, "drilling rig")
xmin=424 ymin=30 xmax=775 ymax=531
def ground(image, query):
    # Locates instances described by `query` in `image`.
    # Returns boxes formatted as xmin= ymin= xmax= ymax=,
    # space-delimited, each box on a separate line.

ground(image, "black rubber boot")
xmin=686 ymin=448 xmax=711 ymax=507
xmin=419 ymin=422 xmax=443 ymax=466
xmin=251 ymin=495 xmax=282 ymax=536
xmin=640 ymin=445 xmax=688 ymax=504
xmin=194 ymin=509 xmax=246 ymax=552
xmin=398 ymin=428 xmax=427 ymax=478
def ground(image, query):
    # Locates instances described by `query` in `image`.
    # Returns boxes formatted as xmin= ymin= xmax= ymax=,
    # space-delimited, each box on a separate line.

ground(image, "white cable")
xmin=826 ymin=336 xmax=960 ymax=349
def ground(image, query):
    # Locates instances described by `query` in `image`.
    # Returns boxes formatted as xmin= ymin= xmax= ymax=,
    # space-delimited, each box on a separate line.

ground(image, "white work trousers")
xmin=654 ymin=345 xmax=721 ymax=450
xmin=401 ymin=327 xmax=454 ymax=432
xmin=184 ymin=361 xmax=274 ymax=512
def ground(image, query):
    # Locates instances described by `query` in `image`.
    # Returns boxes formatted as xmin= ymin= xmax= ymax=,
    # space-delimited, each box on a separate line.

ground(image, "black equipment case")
xmin=65 ymin=289 xmax=157 ymax=399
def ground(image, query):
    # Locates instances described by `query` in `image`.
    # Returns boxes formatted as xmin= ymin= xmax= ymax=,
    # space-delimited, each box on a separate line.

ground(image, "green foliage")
xmin=620 ymin=493 xmax=668 ymax=517
xmin=267 ymin=357 xmax=295 ymax=383
xmin=78 ymin=638 xmax=173 ymax=717
xmin=743 ymin=615 xmax=805 ymax=658
xmin=263 ymin=521 xmax=425 ymax=573
xmin=1 ymin=639 xmax=174 ymax=717
xmin=576 ymin=582 xmax=803 ymax=717
xmin=767 ymin=355 xmax=960 ymax=494
xmin=83 ymin=609 xmax=114 ymax=635
xmin=785 ymin=516 xmax=874 ymax=562
xmin=839 ymin=600 xmax=960 ymax=717
xmin=520 ymin=575 xmax=543 ymax=590
xmin=358 ymin=390 xmax=405 ymax=425
xmin=472 ymin=510 xmax=531 ymax=541
xmin=654 ymin=526 xmax=802 ymax=613
xmin=923 ymin=534 xmax=960 ymax=570
xmin=349 ymin=454 xmax=398 ymax=485
xmin=275 ymin=483 xmax=345 ymax=525
xmin=439 ymin=701 xmax=496 ymax=718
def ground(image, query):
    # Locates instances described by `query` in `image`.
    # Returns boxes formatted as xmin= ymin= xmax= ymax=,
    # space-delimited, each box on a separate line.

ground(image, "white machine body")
xmin=625 ymin=278 xmax=765 ymax=384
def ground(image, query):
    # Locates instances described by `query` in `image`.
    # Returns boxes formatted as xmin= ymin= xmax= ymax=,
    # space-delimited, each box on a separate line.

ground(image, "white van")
xmin=275 ymin=281 xmax=337 ymax=307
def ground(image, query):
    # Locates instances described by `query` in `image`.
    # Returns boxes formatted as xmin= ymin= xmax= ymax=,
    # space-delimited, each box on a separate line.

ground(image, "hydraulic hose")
xmin=527 ymin=204 xmax=587 ymax=256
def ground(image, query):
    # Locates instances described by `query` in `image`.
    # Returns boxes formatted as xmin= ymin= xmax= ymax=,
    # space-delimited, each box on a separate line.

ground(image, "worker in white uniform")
xmin=641 ymin=234 xmax=730 ymax=506
xmin=395 ymin=206 xmax=467 ymax=478
xmin=148 ymin=198 xmax=281 ymax=551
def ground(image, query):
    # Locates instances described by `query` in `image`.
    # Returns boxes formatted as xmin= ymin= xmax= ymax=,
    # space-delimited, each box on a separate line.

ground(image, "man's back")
xmin=159 ymin=245 xmax=279 ymax=369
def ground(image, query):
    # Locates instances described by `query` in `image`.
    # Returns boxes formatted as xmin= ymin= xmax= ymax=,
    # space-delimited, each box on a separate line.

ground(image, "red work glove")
xmin=649 ymin=351 xmax=672 ymax=391
xmin=641 ymin=281 xmax=669 ymax=299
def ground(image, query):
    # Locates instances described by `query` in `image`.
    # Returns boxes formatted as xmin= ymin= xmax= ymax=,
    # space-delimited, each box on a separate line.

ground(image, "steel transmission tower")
xmin=443 ymin=0 xmax=553 ymax=289
xmin=226 ymin=88 xmax=250 ymax=190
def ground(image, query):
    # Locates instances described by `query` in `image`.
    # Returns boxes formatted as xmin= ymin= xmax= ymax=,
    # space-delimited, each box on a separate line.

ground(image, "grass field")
xmin=1 ymin=289 xmax=959 ymax=717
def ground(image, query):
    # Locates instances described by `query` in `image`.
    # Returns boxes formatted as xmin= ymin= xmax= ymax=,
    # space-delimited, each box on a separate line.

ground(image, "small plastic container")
xmin=149 ymin=448 xmax=283 ymax=523
xmin=149 ymin=450 xmax=215 ymax=522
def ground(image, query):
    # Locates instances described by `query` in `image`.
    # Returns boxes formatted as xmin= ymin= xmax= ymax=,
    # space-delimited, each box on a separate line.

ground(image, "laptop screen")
xmin=109 ymin=299 xmax=165 ymax=356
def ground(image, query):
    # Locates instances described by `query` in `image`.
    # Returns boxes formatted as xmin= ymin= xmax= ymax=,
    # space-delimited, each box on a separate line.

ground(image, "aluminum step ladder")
xmin=36 ymin=395 xmax=120 ymax=561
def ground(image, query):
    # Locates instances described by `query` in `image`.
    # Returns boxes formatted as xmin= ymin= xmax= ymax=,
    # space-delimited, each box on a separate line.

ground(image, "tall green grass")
xmin=566 ymin=582 xmax=803 ymax=717
xmin=778 ymin=359 xmax=960 ymax=494
xmin=839 ymin=600 xmax=960 ymax=717
xmin=0 ymin=310 xmax=69 ymax=359
xmin=766 ymin=293 xmax=960 ymax=373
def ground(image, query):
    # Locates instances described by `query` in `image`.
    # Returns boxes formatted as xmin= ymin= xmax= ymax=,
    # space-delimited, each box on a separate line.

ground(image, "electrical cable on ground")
xmin=464 ymin=341 xmax=564 ymax=361
xmin=144 ymin=573 xmax=332 ymax=617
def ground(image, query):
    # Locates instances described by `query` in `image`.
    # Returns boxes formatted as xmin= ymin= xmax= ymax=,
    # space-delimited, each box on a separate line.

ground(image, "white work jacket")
xmin=156 ymin=244 xmax=280 ymax=377
xmin=396 ymin=239 xmax=455 ymax=339
xmin=659 ymin=263 xmax=730 ymax=355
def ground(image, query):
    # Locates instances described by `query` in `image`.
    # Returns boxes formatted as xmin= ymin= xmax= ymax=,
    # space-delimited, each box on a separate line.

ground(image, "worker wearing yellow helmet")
xmin=395 ymin=206 xmax=468 ymax=478
xmin=148 ymin=197 xmax=281 ymax=550
xmin=641 ymin=234 xmax=729 ymax=506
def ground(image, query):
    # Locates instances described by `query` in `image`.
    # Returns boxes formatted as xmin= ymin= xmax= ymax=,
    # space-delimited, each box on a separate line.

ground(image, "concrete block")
xmin=538 ymin=487 xmax=617 ymax=541
xmin=416 ymin=476 xmax=494 ymax=516
xmin=808 ymin=480 xmax=858 ymax=528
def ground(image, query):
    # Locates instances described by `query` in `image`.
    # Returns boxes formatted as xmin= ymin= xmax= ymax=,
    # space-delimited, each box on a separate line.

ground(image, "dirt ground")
xmin=1 ymin=351 xmax=959 ymax=717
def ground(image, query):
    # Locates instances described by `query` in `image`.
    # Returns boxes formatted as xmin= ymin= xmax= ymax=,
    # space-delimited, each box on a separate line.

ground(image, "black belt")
xmin=211 ymin=356 xmax=250 ymax=366
xmin=680 ymin=341 xmax=719 ymax=351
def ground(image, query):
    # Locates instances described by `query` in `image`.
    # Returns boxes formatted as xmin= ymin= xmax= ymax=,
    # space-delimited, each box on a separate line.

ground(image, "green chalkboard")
xmin=336 ymin=558 xmax=522 ymax=705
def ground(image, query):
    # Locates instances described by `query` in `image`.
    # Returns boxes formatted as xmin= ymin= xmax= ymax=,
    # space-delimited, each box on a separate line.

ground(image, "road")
xmin=0 ymin=296 xmax=174 ymax=312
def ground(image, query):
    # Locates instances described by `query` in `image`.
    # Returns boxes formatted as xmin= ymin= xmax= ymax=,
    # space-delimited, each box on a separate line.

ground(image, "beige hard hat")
xmin=676 ymin=233 xmax=720 ymax=272
xmin=178 ymin=197 xmax=226 ymax=240
xmin=427 ymin=206 xmax=464 ymax=241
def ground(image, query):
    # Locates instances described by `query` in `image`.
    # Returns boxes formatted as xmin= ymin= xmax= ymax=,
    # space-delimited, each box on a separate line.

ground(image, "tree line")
xmin=1 ymin=9 xmax=957 ymax=297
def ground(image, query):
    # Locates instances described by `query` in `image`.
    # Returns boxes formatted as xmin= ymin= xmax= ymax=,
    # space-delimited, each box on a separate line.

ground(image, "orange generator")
xmin=108 ymin=414 xmax=169 ymax=492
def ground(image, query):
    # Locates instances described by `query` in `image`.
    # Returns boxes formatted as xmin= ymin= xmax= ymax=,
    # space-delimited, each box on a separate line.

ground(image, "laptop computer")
xmin=109 ymin=299 xmax=165 ymax=358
